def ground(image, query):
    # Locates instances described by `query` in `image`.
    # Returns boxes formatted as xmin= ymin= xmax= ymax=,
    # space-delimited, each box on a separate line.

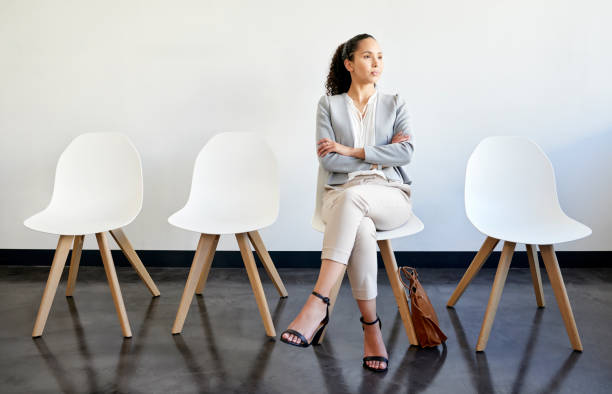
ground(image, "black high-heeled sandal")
xmin=361 ymin=315 xmax=389 ymax=372
xmin=280 ymin=291 xmax=330 ymax=347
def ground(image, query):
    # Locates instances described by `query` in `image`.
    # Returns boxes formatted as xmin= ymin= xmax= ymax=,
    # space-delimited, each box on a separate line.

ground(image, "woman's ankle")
xmin=356 ymin=298 xmax=378 ymax=325
xmin=305 ymin=293 xmax=328 ymax=311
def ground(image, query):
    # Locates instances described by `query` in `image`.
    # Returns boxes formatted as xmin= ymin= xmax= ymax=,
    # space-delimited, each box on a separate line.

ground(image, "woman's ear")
xmin=344 ymin=58 xmax=353 ymax=73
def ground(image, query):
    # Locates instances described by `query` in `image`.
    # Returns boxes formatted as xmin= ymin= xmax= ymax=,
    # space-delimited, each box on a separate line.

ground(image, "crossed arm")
xmin=316 ymin=95 xmax=413 ymax=173
xmin=317 ymin=133 xmax=411 ymax=167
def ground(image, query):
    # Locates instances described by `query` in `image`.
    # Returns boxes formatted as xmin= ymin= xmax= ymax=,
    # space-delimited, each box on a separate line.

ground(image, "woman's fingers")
xmin=318 ymin=139 xmax=337 ymax=150
xmin=318 ymin=146 xmax=333 ymax=157
xmin=317 ymin=140 xmax=337 ymax=157
xmin=392 ymin=133 xmax=411 ymax=143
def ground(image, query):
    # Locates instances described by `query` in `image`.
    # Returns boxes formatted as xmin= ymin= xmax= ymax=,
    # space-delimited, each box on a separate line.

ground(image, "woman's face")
xmin=344 ymin=38 xmax=384 ymax=85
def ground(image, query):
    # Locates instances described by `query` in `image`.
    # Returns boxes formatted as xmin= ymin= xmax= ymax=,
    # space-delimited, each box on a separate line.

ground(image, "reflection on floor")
xmin=1 ymin=266 xmax=611 ymax=393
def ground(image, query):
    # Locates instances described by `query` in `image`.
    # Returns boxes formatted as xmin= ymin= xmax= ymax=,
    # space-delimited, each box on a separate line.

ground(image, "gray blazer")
xmin=316 ymin=91 xmax=414 ymax=185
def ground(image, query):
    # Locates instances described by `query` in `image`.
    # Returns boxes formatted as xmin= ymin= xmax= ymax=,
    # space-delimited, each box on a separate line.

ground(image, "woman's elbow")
xmin=399 ymin=144 xmax=414 ymax=165
xmin=319 ymin=156 xmax=337 ymax=172
xmin=387 ymin=146 xmax=412 ymax=167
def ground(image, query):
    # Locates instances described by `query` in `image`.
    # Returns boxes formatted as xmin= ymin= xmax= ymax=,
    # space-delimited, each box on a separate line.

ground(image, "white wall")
xmin=1 ymin=0 xmax=610 ymax=252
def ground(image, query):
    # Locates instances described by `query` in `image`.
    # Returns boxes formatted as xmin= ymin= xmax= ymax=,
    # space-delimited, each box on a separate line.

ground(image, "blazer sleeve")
xmin=363 ymin=94 xmax=414 ymax=167
xmin=316 ymin=95 xmax=372 ymax=173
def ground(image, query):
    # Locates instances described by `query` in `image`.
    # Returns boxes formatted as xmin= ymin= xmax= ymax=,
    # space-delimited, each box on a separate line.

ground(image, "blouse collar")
xmin=344 ymin=90 xmax=378 ymax=111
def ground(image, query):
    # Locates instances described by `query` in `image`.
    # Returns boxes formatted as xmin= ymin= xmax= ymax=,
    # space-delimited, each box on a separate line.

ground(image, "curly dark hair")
xmin=325 ymin=33 xmax=375 ymax=96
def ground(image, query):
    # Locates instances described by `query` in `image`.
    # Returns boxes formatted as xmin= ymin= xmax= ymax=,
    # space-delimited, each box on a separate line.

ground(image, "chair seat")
xmin=473 ymin=212 xmax=591 ymax=245
xmin=24 ymin=206 xmax=136 ymax=235
xmin=312 ymin=214 xmax=424 ymax=241
xmin=168 ymin=204 xmax=277 ymax=235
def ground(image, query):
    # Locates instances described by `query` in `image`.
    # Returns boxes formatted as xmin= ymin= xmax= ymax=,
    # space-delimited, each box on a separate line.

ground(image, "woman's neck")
xmin=346 ymin=83 xmax=376 ymax=107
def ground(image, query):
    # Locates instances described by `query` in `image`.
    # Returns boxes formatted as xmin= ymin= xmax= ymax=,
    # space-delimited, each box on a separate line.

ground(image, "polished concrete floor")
xmin=1 ymin=265 xmax=611 ymax=394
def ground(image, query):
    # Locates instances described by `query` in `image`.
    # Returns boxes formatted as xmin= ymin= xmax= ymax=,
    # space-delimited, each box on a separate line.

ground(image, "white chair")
xmin=447 ymin=136 xmax=591 ymax=351
xmin=312 ymin=165 xmax=424 ymax=346
xmin=169 ymin=132 xmax=288 ymax=337
xmin=24 ymin=133 xmax=160 ymax=338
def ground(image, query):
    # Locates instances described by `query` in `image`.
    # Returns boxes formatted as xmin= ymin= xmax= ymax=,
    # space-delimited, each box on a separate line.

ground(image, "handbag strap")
xmin=398 ymin=266 xmax=418 ymax=294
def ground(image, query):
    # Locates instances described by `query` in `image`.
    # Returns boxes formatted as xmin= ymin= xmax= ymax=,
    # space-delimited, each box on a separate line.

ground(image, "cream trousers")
xmin=321 ymin=175 xmax=412 ymax=300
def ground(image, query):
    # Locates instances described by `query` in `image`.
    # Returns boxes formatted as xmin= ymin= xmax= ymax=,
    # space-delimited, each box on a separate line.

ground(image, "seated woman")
xmin=280 ymin=33 xmax=414 ymax=373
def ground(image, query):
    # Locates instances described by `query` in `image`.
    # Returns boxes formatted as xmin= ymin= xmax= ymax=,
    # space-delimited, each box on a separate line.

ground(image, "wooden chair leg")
xmin=476 ymin=241 xmax=516 ymax=351
xmin=236 ymin=233 xmax=276 ymax=337
xmin=526 ymin=244 xmax=545 ymax=307
xmin=32 ymin=235 xmax=74 ymax=337
xmin=96 ymin=232 xmax=132 ymax=338
xmin=109 ymin=228 xmax=160 ymax=297
xmin=539 ymin=245 xmax=583 ymax=351
xmin=247 ymin=231 xmax=288 ymax=298
xmin=195 ymin=234 xmax=220 ymax=295
xmin=378 ymin=239 xmax=419 ymax=346
xmin=447 ymin=236 xmax=499 ymax=307
xmin=65 ymin=235 xmax=84 ymax=297
xmin=317 ymin=264 xmax=346 ymax=344
xmin=172 ymin=234 xmax=217 ymax=334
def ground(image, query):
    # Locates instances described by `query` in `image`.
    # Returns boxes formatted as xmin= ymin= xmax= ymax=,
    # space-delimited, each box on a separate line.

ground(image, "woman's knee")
xmin=355 ymin=216 xmax=376 ymax=241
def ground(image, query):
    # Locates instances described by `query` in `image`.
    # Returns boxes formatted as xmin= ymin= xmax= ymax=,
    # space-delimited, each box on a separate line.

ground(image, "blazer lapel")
xmin=376 ymin=91 xmax=397 ymax=144
xmin=374 ymin=90 xmax=386 ymax=144
xmin=335 ymin=94 xmax=354 ymax=147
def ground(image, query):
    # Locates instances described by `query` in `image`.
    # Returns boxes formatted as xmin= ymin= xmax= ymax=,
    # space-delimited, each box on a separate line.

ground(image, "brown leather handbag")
xmin=398 ymin=267 xmax=447 ymax=347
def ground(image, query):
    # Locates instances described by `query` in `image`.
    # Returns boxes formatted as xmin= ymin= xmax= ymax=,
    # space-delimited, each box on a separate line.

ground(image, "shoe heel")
xmin=311 ymin=322 xmax=327 ymax=345
xmin=310 ymin=290 xmax=331 ymax=346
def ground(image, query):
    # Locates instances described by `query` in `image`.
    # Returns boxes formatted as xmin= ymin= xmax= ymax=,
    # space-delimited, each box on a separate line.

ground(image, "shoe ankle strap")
xmin=360 ymin=315 xmax=380 ymax=326
xmin=311 ymin=291 xmax=330 ymax=305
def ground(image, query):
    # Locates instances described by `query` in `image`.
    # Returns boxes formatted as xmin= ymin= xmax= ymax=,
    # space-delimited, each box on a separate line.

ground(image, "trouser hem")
xmin=321 ymin=248 xmax=350 ymax=264
xmin=352 ymin=289 xmax=377 ymax=301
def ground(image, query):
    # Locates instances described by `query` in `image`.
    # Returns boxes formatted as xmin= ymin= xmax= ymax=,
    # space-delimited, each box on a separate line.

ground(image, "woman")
xmin=280 ymin=33 xmax=414 ymax=373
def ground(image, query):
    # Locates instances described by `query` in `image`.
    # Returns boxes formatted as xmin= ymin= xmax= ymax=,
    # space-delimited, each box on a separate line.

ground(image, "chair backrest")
xmin=311 ymin=164 xmax=329 ymax=232
xmin=465 ymin=136 xmax=564 ymax=230
xmin=49 ymin=133 xmax=143 ymax=217
xmin=185 ymin=132 xmax=279 ymax=220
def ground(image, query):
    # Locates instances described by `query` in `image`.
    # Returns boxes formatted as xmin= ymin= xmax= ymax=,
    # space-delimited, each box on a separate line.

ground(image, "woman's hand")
xmin=317 ymin=138 xmax=353 ymax=157
xmin=392 ymin=131 xmax=411 ymax=144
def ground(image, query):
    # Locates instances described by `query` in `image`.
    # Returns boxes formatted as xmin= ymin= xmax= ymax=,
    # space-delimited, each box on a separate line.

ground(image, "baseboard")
xmin=0 ymin=249 xmax=609 ymax=268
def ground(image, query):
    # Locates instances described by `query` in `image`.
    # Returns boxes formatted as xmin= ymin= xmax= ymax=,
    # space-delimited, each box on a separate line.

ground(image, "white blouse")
xmin=344 ymin=91 xmax=386 ymax=181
